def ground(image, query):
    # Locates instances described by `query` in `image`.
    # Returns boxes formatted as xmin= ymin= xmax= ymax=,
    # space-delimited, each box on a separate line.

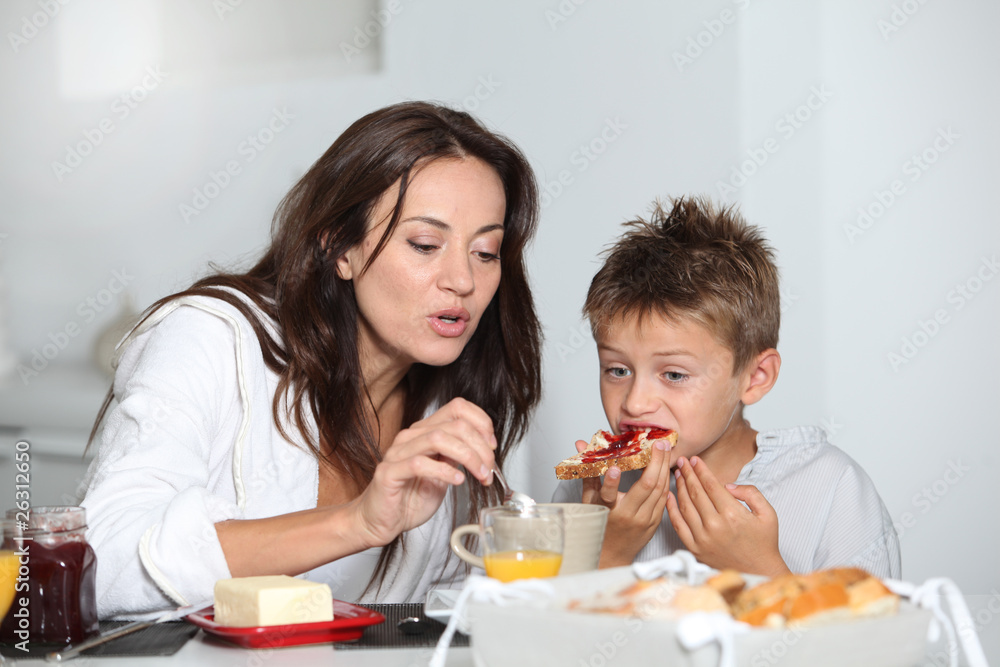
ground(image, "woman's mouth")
xmin=428 ymin=309 xmax=470 ymax=338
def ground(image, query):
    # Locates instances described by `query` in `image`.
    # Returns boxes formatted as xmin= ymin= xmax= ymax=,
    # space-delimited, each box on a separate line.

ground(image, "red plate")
xmin=186 ymin=600 xmax=385 ymax=648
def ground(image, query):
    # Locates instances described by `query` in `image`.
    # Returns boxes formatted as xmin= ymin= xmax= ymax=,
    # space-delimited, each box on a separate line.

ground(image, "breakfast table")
xmin=1 ymin=603 xmax=473 ymax=666
xmin=56 ymin=640 xmax=474 ymax=667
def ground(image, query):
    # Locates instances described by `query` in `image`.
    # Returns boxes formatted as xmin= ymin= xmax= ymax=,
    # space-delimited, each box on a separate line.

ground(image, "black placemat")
xmin=0 ymin=620 xmax=199 ymax=660
xmin=335 ymin=603 xmax=469 ymax=650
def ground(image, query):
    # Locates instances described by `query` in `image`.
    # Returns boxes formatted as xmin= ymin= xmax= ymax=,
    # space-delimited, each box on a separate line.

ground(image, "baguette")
xmin=555 ymin=428 xmax=677 ymax=480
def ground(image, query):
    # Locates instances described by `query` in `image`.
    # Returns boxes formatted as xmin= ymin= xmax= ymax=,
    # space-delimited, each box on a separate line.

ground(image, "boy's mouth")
xmin=618 ymin=422 xmax=668 ymax=433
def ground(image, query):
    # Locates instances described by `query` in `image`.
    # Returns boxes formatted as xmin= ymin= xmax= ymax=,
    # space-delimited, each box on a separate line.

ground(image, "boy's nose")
xmin=622 ymin=379 xmax=657 ymax=417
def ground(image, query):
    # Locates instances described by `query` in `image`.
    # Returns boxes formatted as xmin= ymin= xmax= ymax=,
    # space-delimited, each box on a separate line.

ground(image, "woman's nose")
xmin=438 ymin=249 xmax=475 ymax=295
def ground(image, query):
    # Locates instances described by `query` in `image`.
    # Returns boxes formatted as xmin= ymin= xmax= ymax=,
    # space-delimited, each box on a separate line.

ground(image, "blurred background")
xmin=0 ymin=0 xmax=996 ymax=659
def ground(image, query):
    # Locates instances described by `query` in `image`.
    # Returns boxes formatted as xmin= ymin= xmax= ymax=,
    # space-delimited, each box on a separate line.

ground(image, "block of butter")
xmin=213 ymin=575 xmax=334 ymax=627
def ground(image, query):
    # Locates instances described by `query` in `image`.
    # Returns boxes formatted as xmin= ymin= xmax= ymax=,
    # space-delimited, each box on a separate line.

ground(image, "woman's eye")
xmin=475 ymin=251 xmax=500 ymax=262
xmin=408 ymin=240 xmax=438 ymax=254
xmin=664 ymin=371 xmax=687 ymax=382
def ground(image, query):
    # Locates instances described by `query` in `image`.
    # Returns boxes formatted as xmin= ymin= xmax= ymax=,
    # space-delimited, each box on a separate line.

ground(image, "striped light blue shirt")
xmin=552 ymin=425 xmax=902 ymax=579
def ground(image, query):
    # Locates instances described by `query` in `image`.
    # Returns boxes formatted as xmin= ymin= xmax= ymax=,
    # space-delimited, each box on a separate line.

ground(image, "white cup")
xmin=541 ymin=503 xmax=609 ymax=575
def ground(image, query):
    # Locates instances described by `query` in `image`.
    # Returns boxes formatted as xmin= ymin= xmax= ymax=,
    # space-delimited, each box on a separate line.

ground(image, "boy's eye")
xmin=606 ymin=366 xmax=631 ymax=379
xmin=664 ymin=371 xmax=687 ymax=382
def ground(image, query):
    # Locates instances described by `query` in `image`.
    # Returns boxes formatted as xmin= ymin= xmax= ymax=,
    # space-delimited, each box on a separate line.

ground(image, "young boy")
xmin=552 ymin=197 xmax=901 ymax=579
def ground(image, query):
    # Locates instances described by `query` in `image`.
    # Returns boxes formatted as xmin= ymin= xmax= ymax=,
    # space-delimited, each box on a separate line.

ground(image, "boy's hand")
xmin=666 ymin=456 xmax=791 ymax=577
xmin=578 ymin=439 xmax=672 ymax=568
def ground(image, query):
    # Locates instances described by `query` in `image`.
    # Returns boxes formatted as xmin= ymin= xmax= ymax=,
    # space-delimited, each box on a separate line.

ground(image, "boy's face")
xmin=596 ymin=313 xmax=748 ymax=466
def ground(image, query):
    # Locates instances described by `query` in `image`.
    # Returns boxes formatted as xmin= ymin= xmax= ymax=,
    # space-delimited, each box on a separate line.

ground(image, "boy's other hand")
xmin=578 ymin=439 xmax=672 ymax=568
xmin=666 ymin=456 xmax=791 ymax=577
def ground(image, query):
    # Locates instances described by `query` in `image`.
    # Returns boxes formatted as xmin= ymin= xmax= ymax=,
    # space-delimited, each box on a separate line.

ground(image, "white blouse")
xmin=80 ymin=295 xmax=465 ymax=619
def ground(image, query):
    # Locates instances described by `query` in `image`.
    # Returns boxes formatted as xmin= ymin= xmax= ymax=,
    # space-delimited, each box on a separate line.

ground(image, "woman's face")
xmin=336 ymin=157 xmax=507 ymax=372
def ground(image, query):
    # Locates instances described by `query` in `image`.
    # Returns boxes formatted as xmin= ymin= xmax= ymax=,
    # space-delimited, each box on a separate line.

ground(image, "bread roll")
xmin=734 ymin=567 xmax=899 ymax=627
xmin=567 ymin=565 xmax=900 ymax=629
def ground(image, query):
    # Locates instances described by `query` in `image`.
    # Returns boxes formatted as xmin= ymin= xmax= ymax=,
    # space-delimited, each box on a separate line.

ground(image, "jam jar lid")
xmin=5 ymin=506 xmax=88 ymax=536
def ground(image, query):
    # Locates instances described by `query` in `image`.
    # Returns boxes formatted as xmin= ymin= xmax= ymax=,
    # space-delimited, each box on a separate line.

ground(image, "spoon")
xmin=45 ymin=602 xmax=209 ymax=662
xmin=491 ymin=464 xmax=535 ymax=508
xmin=397 ymin=616 xmax=433 ymax=635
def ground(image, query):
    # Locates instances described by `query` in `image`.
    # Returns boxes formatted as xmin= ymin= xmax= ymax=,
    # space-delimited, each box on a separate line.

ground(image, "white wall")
xmin=818 ymin=1 xmax=1000 ymax=660
xmin=735 ymin=2 xmax=1000 ymax=660
xmin=1 ymin=0 xmax=996 ymax=660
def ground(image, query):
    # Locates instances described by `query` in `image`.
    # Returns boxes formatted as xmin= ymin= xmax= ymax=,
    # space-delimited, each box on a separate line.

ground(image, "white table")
xmin=6 ymin=636 xmax=474 ymax=666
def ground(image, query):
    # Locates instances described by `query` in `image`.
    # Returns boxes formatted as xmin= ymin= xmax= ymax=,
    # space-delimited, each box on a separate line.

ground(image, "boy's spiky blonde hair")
xmin=584 ymin=196 xmax=780 ymax=374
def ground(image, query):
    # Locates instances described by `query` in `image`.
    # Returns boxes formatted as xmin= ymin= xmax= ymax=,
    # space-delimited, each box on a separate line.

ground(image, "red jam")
xmin=1 ymin=507 xmax=99 ymax=645
xmin=581 ymin=429 xmax=674 ymax=463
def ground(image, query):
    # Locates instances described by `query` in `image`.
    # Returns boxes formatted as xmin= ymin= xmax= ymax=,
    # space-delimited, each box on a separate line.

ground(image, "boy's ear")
xmin=740 ymin=348 xmax=781 ymax=406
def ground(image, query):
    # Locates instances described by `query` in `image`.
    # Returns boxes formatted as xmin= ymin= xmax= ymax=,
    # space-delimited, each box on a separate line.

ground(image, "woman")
xmin=80 ymin=101 xmax=542 ymax=617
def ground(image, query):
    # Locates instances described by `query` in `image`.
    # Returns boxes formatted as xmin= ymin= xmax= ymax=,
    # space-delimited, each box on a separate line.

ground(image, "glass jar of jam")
xmin=0 ymin=506 xmax=99 ymax=645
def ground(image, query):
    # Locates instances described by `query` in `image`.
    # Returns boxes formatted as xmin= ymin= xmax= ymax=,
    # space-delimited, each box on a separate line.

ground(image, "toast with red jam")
xmin=555 ymin=428 xmax=677 ymax=480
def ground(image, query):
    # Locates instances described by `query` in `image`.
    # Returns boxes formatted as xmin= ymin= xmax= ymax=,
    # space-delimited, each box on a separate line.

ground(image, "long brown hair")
xmin=89 ymin=101 xmax=542 ymax=591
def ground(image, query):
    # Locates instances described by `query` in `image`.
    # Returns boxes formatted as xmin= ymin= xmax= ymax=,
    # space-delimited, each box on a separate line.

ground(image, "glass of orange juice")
xmin=1 ymin=518 xmax=21 ymax=666
xmin=0 ymin=519 xmax=20 ymax=623
xmin=450 ymin=505 xmax=564 ymax=582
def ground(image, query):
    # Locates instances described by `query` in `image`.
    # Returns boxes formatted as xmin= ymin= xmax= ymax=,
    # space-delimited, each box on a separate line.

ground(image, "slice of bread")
xmin=554 ymin=428 xmax=677 ymax=480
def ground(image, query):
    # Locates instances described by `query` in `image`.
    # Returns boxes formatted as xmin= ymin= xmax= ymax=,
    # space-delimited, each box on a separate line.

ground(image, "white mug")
xmin=542 ymin=503 xmax=609 ymax=575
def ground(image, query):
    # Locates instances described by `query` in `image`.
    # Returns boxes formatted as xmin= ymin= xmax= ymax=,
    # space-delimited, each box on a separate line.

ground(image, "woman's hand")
xmin=217 ymin=397 xmax=497 ymax=577
xmin=666 ymin=456 xmax=791 ymax=577
xmin=352 ymin=397 xmax=497 ymax=549
xmin=579 ymin=438 xmax=672 ymax=568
